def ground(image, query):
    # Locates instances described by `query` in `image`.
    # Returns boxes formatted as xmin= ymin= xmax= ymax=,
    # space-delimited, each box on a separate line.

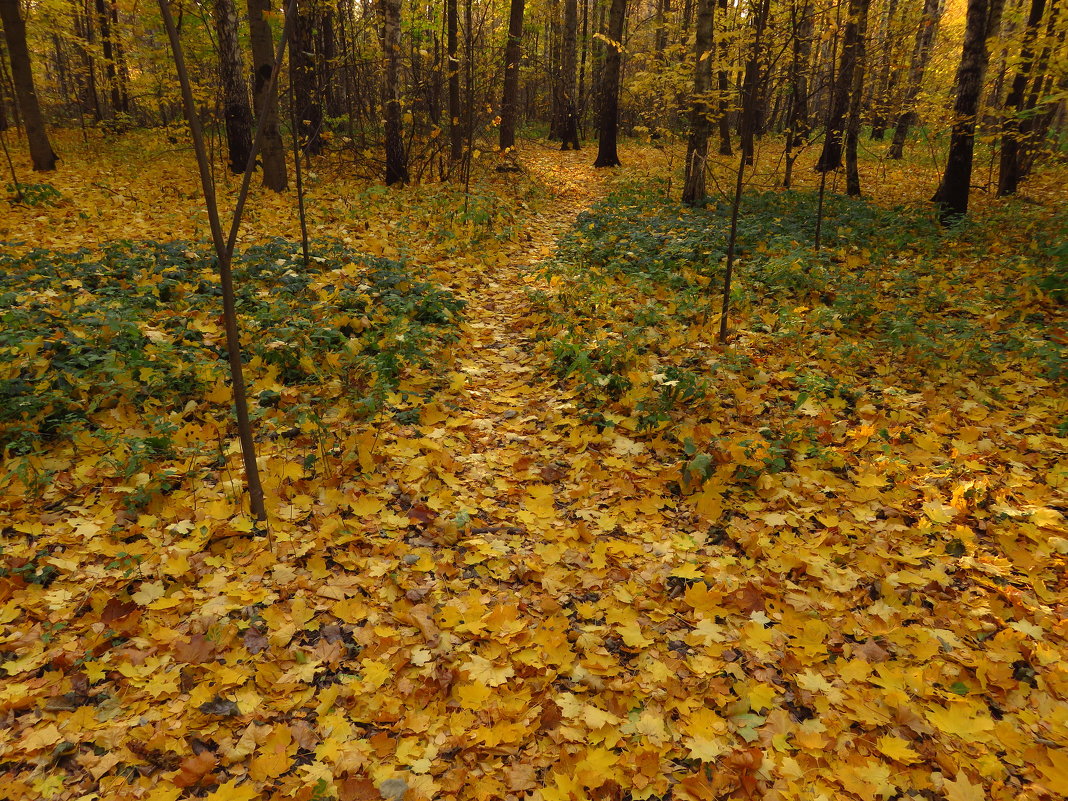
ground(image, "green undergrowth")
xmin=0 ymin=238 xmax=463 ymax=485
xmin=531 ymin=183 xmax=1067 ymax=439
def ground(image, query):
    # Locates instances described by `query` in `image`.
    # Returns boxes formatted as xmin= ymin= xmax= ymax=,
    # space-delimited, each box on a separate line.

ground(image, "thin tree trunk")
xmin=816 ymin=0 xmax=866 ymax=172
xmin=499 ymin=0 xmax=525 ymax=152
xmin=559 ymin=0 xmax=580 ymax=148
xmin=380 ymin=0 xmax=408 ymax=184
xmin=1018 ymin=0 xmax=1063 ymax=177
xmin=845 ymin=0 xmax=870 ymax=194
xmin=246 ymin=0 xmax=289 ymax=191
xmin=887 ymin=0 xmax=943 ymax=159
xmin=0 ymin=0 xmax=57 ymax=170
xmin=593 ymin=0 xmax=625 ymax=167
xmin=292 ymin=1 xmax=323 ymax=156
xmin=932 ymin=0 xmax=1005 ymax=221
xmin=783 ymin=0 xmax=812 ymax=187
xmin=212 ymin=0 xmax=254 ymax=174
xmin=869 ymin=0 xmax=899 ymax=139
xmin=716 ymin=0 xmax=732 ymax=155
xmin=682 ymin=0 xmax=714 ymax=204
xmin=739 ymin=0 xmax=771 ymax=165
xmin=997 ymin=0 xmax=1048 ymax=194
xmin=447 ymin=0 xmax=463 ymax=161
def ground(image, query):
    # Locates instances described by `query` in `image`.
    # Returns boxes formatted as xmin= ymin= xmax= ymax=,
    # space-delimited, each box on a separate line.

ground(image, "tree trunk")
xmin=869 ymin=0 xmax=898 ymax=139
xmin=716 ymin=0 xmax=732 ymax=155
xmin=292 ymin=1 xmax=323 ymax=156
xmin=559 ymin=0 xmax=580 ymax=148
xmin=738 ymin=0 xmax=770 ymax=165
xmin=682 ymin=0 xmax=714 ymax=204
xmin=783 ymin=0 xmax=812 ymax=187
xmin=212 ymin=0 xmax=254 ymax=174
xmin=95 ymin=0 xmax=124 ymax=115
xmin=593 ymin=0 xmax=625 ymax=167
xmin=379 ymin=0 xmax=408 ymax=184
xmin=816 ymin=0 xmax=867 ymax=172
xmin=997 ymin=0 xmax=1048 ymax=194
xmin=1018 ymin=0 xmax=1063 ymax=178
xmin=845 ymin=0 xmax=870 ymax=194
xmin=887 ymin=0 xmax=943 ymax=159
xmin=499 ymin=0 xmax=525 ymax=152
xmin=0 ymin=0 xmax=57 ymax=170
xmin=246 ymin=0 xmax=288 ymax=190
xmin=932 ymin=0 xmax=1005 ymax=221
xmin=447 ymin=0 xmax=463 ymax=161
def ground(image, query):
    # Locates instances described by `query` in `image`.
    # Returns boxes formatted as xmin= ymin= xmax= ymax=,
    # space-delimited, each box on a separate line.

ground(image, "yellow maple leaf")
xmin=925 ymin=700 xmax=994 ymax=741
xmin=875 ymin=734 xmax=920 ymax=764
xmin=463 ymin=654 xmax=514 ymax=686
xmin=206 ymin=779 xmax=259 ymax=801
xmin=1037 ymin=748 xmax=1068 ymax=791
xmin=942 ymin=770 xmax=985 ymax=801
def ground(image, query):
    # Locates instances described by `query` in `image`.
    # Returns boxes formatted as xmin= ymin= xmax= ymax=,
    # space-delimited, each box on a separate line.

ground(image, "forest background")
xmin=0 ymin=0 xmax=1066 ymax=800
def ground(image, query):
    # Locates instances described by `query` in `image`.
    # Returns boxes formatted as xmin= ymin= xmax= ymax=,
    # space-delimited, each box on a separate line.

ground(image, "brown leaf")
xmin=173 ymin=633 xmax=217 ymax=664
xmin=173 ymin=750 xmax=217 ymax=788
xmin=504 ymin=763 xmax=537 ymax=792
xmin=243 ymin=627 xmax=269 ymax=654
xmin=337 ymin=777 xmax=381 ymax=801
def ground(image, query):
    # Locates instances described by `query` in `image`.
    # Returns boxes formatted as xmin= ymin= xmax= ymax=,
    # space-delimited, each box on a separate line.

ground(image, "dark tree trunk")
xmin=1018 ymin=0 xmax=1063 ymax=178
xmin=499 ymin=0 xmax=525 ymax=152
xmin=716 ymin=0 xmax=732 ymax=155
xmin=738 ymin=0 xmax=771 ymax=165
xmin=292 ymin=1 xmax=322 ymax=156
xmin=997 ymin=0 xmax=1048 ymax=195
xmin=869 ymin=0 xmax=898 ymax=139
xmin=379 ymin=0 xmax=408 ymax=184
xmin=816 ymin=0 xmax=867 ymax=172
xmin=72 ymin=0 xmax=101 ymax=122
xmin=593 ymin=0 xmax=625 ymax=166
xmin=932 ymin=0 xmax=1005 ymax=221
xmin=212 ymin=0 xmax=254 ymax=174
xmin=559 ymin=0 xmax=580 ymax=148
xmin=0 ymin=0 xmax=57 ymax=170
xmin=887 ymin=0 xmax=943 ymax=159
xmin=783 ymin=0 xmax=812 ymax=187
xmin=447 ymin=0 xmax=463 ymax=161
xmin=246 ymin=0 xmax=289 ymax=190
xmin=111 ymin=1 xmax=130 ymax=112
xmin=845 ymin=0 xmax=870 ymax=194
xmin=319 ymin=8 xmax=341 ymax=118
xmin=95 ymin=0 xmax=124 ymax=115
xmin=682 ymin=0 xmax=715 ymax=205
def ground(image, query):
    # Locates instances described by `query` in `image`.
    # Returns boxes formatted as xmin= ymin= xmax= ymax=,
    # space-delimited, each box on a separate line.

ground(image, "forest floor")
xmin=0 ymin=132 xmax=1066 ymax=801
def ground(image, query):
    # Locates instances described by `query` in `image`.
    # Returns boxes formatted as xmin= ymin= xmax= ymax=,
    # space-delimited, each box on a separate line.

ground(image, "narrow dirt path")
xmin=392 ymin=149 xmax=690 ymax=554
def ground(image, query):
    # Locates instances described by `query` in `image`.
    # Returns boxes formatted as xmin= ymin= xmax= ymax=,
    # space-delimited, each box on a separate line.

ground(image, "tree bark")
xmin=932 ymin=0 xmax=1005 ymax=221
xmin=246 ymin=0 xmax=288 ymax=191
xmin=816 ymin=0 xmax=867 ymax=172
xmin=593 ymin=0 xmax=625 ymax=167
xmin=499 ymin=0 xmax=525 ymax=152
xmin=783 ymin=0 xmax=812 ymax=187
xmin=997 ymin=0 xmax=1047 ymax=194
xmin=682 ymin=0 xmax=714 ymax=204
xmin=738 ymin=0 xmax=771 ymax=165
xmin=716 ymin=0 xmax=732 ymax=155
xmin=869 ymin=0 xmax=898 ymax=139
xmin=0 ymin=0 xmax=57 ymax=170
xmin=292 ymin=0 xmax=323 ymax=156
xmin=845 ymin=0 xmax=870 ymax=194
xmin=887 ymin=0 xmax=943 ymax=159
xmin=95 ymin=0 xmax=125 ymax=115
xmin=447 ymin=0 xmax=463 ymax=161
xmin=379 ymin=0 xmax=408 ymax=184
xmin=559 ymin=0 xmax=580 ymax=148
xmin=212 ymin=0 xmax=254 ymax=174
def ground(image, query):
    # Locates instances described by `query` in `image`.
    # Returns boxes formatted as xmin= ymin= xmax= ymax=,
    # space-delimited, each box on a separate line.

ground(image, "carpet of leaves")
xmin=0 ymin=132 xmax=1065 ymax=801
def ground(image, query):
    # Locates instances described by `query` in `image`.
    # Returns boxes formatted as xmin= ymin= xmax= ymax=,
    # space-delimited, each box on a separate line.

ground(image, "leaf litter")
xmin=0 ymin=137 xmax=1065 ymax=801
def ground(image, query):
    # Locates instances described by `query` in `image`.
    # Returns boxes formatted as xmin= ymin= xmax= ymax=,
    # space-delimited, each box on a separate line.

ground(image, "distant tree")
xmin=447 ymin=0 xmax=463 ymax=162
xmin=0 ymin=0 xmax=58 ymax=170
xmin=716 ymin=0 xmax=732 ymax=156
xmin=816 ymin=0 xmax=869 ymax=173
xmin=681 ymin=0 xmax=714 ymax=204
xmin=783 ymin=0 xmax=812 ymax=187
xmin=246 ymin=0 xmax=288 ymax=190
xmin=212 ymin=0 xmax=254 ymax=173
xmin=887 ymin=0 xmax=943 ymax=160
xmin=291 ymin=0 xmax=323 ymax=156
xmin=997 ymin=0 xmax=1048 ymax=195
xmin=932 ymin=0 xmax=1005 ymax=221
xmin=499 ymin=0 xmax=525 ymax=153
xmin=869 ymin=0 xmax=899 ymax=140
xmin=379 ymin=0 xmax=408 ymax=184
xmin=844 ymin=0 xmax=869 ymax=195
xmin=593 ymin=0 xmax=625 ymax=167
xmin=558 ymin=0 xmax=580 ymax=149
